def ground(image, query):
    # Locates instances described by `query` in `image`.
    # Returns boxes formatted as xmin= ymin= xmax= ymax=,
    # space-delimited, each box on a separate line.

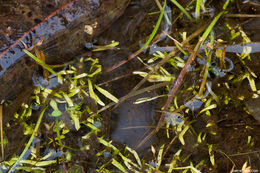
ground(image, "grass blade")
xmin=195 ymin=0 xmax=202 ymax=19
xmin=92 ymin=41 xmax=119 ymax=51
xmin=88 ymin=79 xmax=105 ymax=106
xmin=126 ymin=147 xmax=142 ymax=168
xmin=137 ymin=0 xmax=166 ymax=53
xmin=201 ymin=11 xmax=225 ymax=40
xmin=8 ymin=107 xmax=47 ymax=173
xmin=156 ymin=144 xmax=165 ymax=170
xmin=178 ymin=125 xmax=189 ymax=145
xmin=94 ymin=85 xmax=119 ymax=103
xmin=23 ymin=49 xmax=57 ymax=75
xmin=170 ymin=0 xmax=193 ymax=20
xmin=112 ymin=159 xmax=127 ymax=173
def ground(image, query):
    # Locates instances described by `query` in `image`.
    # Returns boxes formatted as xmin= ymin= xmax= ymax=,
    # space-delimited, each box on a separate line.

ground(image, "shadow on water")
xmin=110 ymin=92 xmax=157 ymax=152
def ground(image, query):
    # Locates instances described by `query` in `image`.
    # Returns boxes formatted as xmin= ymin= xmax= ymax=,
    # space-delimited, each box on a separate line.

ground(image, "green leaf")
xmin=246 ymin=75 xmax=257 ymax=92
xmin=137 ymin=0 xmax=166 ymax=54
xmin=195 ymin=0 xmax=202 ymax=19
xmin=156 ymin=144 xmax=165 ymax=170
xmin=201 ymin=11 xmax=225 ymax=41
xmin=92 ymin=41 xmax=119 ymax=51
xmin=51 ymin=110 xmax=62 ymax=117
xmin=133 ymin=71 xmax=173 ymax=82
xmin=50 ymin=99 xmax=59 ymax=110
xmin=88 ymin=79 xmax=105 ymax=106
xmin=171 ymin=166 xmax=201 ymax=173
xmin=208 ymin=144 xmax=215 ymax=166
xmin=199 ymin=104 xmax=217 ymax=114
xmin=70 ymin=112 xmax=80 ymax=130
xmin=170 ymin=0 xmax=193 ymax=20
xmin=50 ymin=99 xmax=62 ymax=117
xmin=88 ymin=79 xmax=96 ymax=101
xmin=35 ymin=160 xmax=56 ymax=166
xmin=73 ymin=73 xmax=88 ymax=79
xmin=62 ymin=92 xmax=74 ymax=107
xmin=94 ymin=85 xmax=119 ymax=103
xmin=126 ymin=147 xmax=142 ymax=168
xmin=112 ymin=159 xmax=127 ymax=173
xmin=23 ymin=49 xmax=57 ymax=75
xmin=179 ymin=125 xmax=189 ymax=145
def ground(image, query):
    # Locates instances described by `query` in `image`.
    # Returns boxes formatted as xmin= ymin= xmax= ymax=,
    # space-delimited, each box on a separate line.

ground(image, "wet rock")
xmin=245 ymin=97 xmax=260 ymax=122
xmin=0 ymin=0 xmax=130 ymax=101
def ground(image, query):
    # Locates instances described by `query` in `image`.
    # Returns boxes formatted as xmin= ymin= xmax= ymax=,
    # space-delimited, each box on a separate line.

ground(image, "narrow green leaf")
xmin=156 ymin=144 xmax=165 ymax=169
xmin=23 ymin=49 xmax=57 ymax=75
xmin=199 ymin=104 xmax=217 ymax=114
xmin=112 ymin=159 xmax=127 ymax=173
xmin=118 ymin=152 xmax=139 ymax=170
xmin=179 ymin=125 xmax=189 ymax=145
xmin=87 ymin=79 xmax=105 ymax=106
xmin=70 ymin=112 xmax=80 ymax=130
xmin=133 ymin=95 xmax=166 ymax=104
xmin=246 ymin=75 xmax=257 ymax=92
xmin=95 ymin=85 xmax=119 ymax=103
xmin=98 ymin=138 xmax=119 ymax=152
xmin=35 ymin=160 xmax=56 ymax=166
xmin=41 ymin=151 xmax=54 ymax=160
xmin=62 ymin=92 xmax=74 ymax=107
xmin=170 ymin=0 xmax=193 ymax=20
xmin=133 ymin=71 xmax=173 ymax=82
xmin=126 ymin=147 xmax=142 ymax=168
xmin=92 ymin=41 xmax=119 ymax=51
xmin=201 ymin=11 xmax=225 ymax=40
xmin=195 ymin=0 xmax=202 ymax=19
xmin=137 ymin=0 xmax=166 ymax=53
xmin=171 ymin=166 xmax=201 ymax=173
xmin=208 ymin=144 xmax=215 ymax=166
xmin=73 ymin=73 xmax=88 ymax=79
xmin=50 ymin=99 xmax=59 ymax=110
xmin=88 ymin=79 xmax=96 ymax=101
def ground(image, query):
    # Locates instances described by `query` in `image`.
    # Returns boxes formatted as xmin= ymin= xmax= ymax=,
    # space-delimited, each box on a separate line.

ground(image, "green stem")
xmin=8 ymin=107 xmax=47 ymax=173
xmin=24 ymin=49 xmax=57 ymax=75
xmin=137 ymin=0 xmax=166 ymax=53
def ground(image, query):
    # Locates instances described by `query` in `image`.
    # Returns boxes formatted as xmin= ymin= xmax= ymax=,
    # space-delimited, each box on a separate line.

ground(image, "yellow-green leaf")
xmin=112 ymin=159 xmax=127 ymax=173
xmin=95 ymin=85 xmax=118 ymax=103
xmin=179 ymin=125 xmax=189 ymax=145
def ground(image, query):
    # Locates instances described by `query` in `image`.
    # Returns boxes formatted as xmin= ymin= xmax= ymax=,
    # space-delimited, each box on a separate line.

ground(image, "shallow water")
xmin=1 ymin=0 xmax=260 ymax=172
xmin=111 ymin=92 xmax=157 ymax=152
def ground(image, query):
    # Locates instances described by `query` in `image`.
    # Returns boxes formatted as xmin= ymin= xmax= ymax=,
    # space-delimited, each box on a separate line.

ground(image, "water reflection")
xmin=221 ymin=42 xmax=260 ymax=54
xmin=111 ymin=93 xmax=157 ymax=152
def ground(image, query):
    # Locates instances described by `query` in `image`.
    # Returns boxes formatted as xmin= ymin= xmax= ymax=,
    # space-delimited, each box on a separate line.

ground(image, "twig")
xmin=156 ymin=39 xmax=203 ymax=131
xmin=224 ymin=14 xmax=260 ymax=18
xmin=96 ymin=81 xmax=171 ymax=114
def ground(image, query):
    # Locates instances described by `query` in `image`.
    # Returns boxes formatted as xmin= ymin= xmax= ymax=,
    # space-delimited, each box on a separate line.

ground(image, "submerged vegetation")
xmin=0 ymin=0 xmax=260 ymax=172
